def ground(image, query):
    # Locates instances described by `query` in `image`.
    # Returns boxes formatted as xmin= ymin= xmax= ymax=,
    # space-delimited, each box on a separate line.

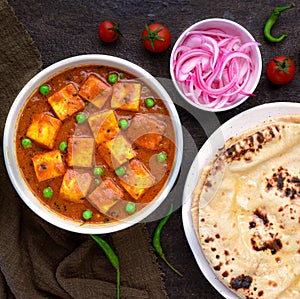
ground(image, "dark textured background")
xmin=7 ymin=0 xmax=300 ymax=298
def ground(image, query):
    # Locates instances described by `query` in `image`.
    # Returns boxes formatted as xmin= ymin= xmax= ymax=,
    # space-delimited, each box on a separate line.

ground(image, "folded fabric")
xmin=0 ymin=0 xmax=166 ymax=298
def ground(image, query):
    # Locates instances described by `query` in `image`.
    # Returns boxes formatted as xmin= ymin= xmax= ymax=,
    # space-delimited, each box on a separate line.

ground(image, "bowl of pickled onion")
xmin=170 ymin=18 xmax=262 ymax=112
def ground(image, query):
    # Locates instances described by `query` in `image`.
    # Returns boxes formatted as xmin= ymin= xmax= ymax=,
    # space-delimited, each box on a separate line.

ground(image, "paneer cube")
xmin=32 ymin=150 xmax=65 ymax=182
xmin=111 ymin=82 xmax=141 ymax=111
xmin=66 ymin=137 xmax=94 ymax=168
xmin=48 ymin=83 xmax=85 ymax=121
xmin=119 ymin=159 xmax=155 ymax=200
xmin=88 ymin=110 xmax=120 ymax=144
xmin=100 ymin=135 xmax=136 ymax=169
xmin=88 ymin=178 xmax=124 ymax=214
xmin=26 ymin=113 xmax=62 ymax=149
xmin=78 ymin=74 xmax=112 ymax=109
xmin=59 ymin=169 xmax=92 ymax=203
xmin=126 ymin=114 xmax=166 ymax=150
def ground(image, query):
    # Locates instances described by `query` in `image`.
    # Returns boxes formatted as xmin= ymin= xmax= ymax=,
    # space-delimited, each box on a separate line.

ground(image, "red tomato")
xmin=266 ymin=56 xmax=296 ymax=85
xmin=141 ymin=24 xmax=171 ymax=53
xmin=98 ymin=20 xmax=121 ymax=43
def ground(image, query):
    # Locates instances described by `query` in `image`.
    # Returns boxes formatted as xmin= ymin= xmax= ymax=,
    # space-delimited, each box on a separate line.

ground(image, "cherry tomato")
xmin=141 ymin=23 xmax=171 ymax=53
xmin=266 ymin=56 xmax=296 ymax=85
xmin=98 ymin=20 xmax=121 ymax=43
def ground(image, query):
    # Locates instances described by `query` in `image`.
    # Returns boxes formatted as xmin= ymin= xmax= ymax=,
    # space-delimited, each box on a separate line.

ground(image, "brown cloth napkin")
xmin=0 ymin=1 xmax=166 ymax=298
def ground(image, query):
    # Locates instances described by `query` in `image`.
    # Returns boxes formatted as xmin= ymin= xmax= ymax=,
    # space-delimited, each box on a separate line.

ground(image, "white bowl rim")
xmin=170 ymin=18 xmax=262 ymax=112
xmin=3 ymin=54 xmax=183 ymax=234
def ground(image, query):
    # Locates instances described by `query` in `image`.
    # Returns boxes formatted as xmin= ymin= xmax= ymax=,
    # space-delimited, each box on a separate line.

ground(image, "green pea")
xmin=119 ymin=72 xmax=125 ymax=79
xmin=157 ymin=152 xmax=167 ymax=162
xmin=145 ymin=98 xmax=155 ymax=108
xmin=76 ymin=113 xmax=87 ymax=123
xmin=108 ymin=73 xmax=118 ymax=84
xmin=94 ymin=167 xmax=103 ymax=176
xmin=21 ymin=138 xmax=32 ymax=148
xmin=43 ymin=187 xmax=53 ymax=198
xmin=59 ymin=141 xmax=67 ymax=152
xmin=82 ymin=209 xmax=93 ymax=220
xmin=115 ymin=166 xmax=126 ymax=176
xmin=125 ymin=202 xmax=135 ymax=214
xmin=118 ymin=118 xmax=129 ymax=130
xmin=39 ymin=84 xmax=50 ymax=95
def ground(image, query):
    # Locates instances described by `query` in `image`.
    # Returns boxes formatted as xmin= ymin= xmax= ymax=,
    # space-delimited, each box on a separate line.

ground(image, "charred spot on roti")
xmin=275 ymin=257 xmax=281 ymax=263
xmin=230 ymin=274 xmax=253 ymax=290
xmin=256 ymin=132 xmax=264 ymax=143
xmin=253 ymin=207 xmax=269 ymax=226
xmin=244 ymin=156 xmax=252 ymax=162
xmin=266 ymin=167 xmax=300 ymax=200
xmin=224 ymin=126 xmax=280 ymax=162
xmin=213 ymin=262 xmax=223 ymax=271
xmin=292 ymin=177 xmax=300 ymax=184
xmin=204 ymin=236 xmax=214 ymax=243
xmin=222 ymin=271 xmax=229 ymax=277
xmin=205 ymin=180 xmax=212 ymax=187
xmin=251 ymin=235 xmax=282 ymax=255
xmin=258 ymin=290 xmax=264 ymax=296
xmin=268 ymin=281 xmax=278 ymax=288
xmin=225 ymin=144 xmax=236 ymax=158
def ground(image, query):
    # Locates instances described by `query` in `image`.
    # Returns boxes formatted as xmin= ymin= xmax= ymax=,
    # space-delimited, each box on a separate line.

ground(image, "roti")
xmin=192 ymin=115 xmax=300 ymax=299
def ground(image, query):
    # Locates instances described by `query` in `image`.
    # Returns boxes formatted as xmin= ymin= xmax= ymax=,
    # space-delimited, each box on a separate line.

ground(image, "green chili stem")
xmin=264 ymin=3 xmax=295 ymax=43
xmin=160 ymin=253 xmax=183 ymax=277
xmin=116 ymin=268 xmax=120 ymax=299
xmin=152 ymin=204 xmax=183 ymax=277
xmin=90 ymin=234 xmax=120 ymax=299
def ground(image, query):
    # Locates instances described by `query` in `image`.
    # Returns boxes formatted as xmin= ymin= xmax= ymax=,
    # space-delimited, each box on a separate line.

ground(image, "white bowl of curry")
xmin=3 ymin=54 xmax=183 ymax=234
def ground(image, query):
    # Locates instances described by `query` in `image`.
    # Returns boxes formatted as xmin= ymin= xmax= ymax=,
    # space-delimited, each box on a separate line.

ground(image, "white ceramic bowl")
xmin=170 ymin=18 xmax=262 ymax=112
xmin=3 ymin=54 xmax=183 ymax=234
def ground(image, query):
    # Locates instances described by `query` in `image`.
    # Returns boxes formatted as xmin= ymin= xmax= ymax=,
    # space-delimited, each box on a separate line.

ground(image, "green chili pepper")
xmin=264 ymin=3 xmax=295 ymax=43
xmin=90 ymin=234 xmax=120 ymax=299
xmin=152 ymin=203 xmax=183 ymax=277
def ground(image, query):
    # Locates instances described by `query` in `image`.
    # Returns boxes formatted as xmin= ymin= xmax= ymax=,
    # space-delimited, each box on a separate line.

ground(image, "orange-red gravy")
xmin=16 ymin=65 xmax=176 ymax=224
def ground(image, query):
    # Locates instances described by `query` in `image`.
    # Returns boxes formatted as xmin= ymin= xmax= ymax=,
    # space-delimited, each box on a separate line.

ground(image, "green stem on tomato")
xmin=142 ymin=23 xmax=165 ymax=50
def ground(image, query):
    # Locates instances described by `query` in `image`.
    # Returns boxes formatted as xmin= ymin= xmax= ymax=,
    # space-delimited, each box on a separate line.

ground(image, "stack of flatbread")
xmin=192 ymin=115 xmax=300 ymax=299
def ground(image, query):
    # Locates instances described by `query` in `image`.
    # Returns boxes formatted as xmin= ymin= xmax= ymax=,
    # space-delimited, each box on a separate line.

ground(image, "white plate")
xmin=182 ymin=102 xmax=300 ymax=298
